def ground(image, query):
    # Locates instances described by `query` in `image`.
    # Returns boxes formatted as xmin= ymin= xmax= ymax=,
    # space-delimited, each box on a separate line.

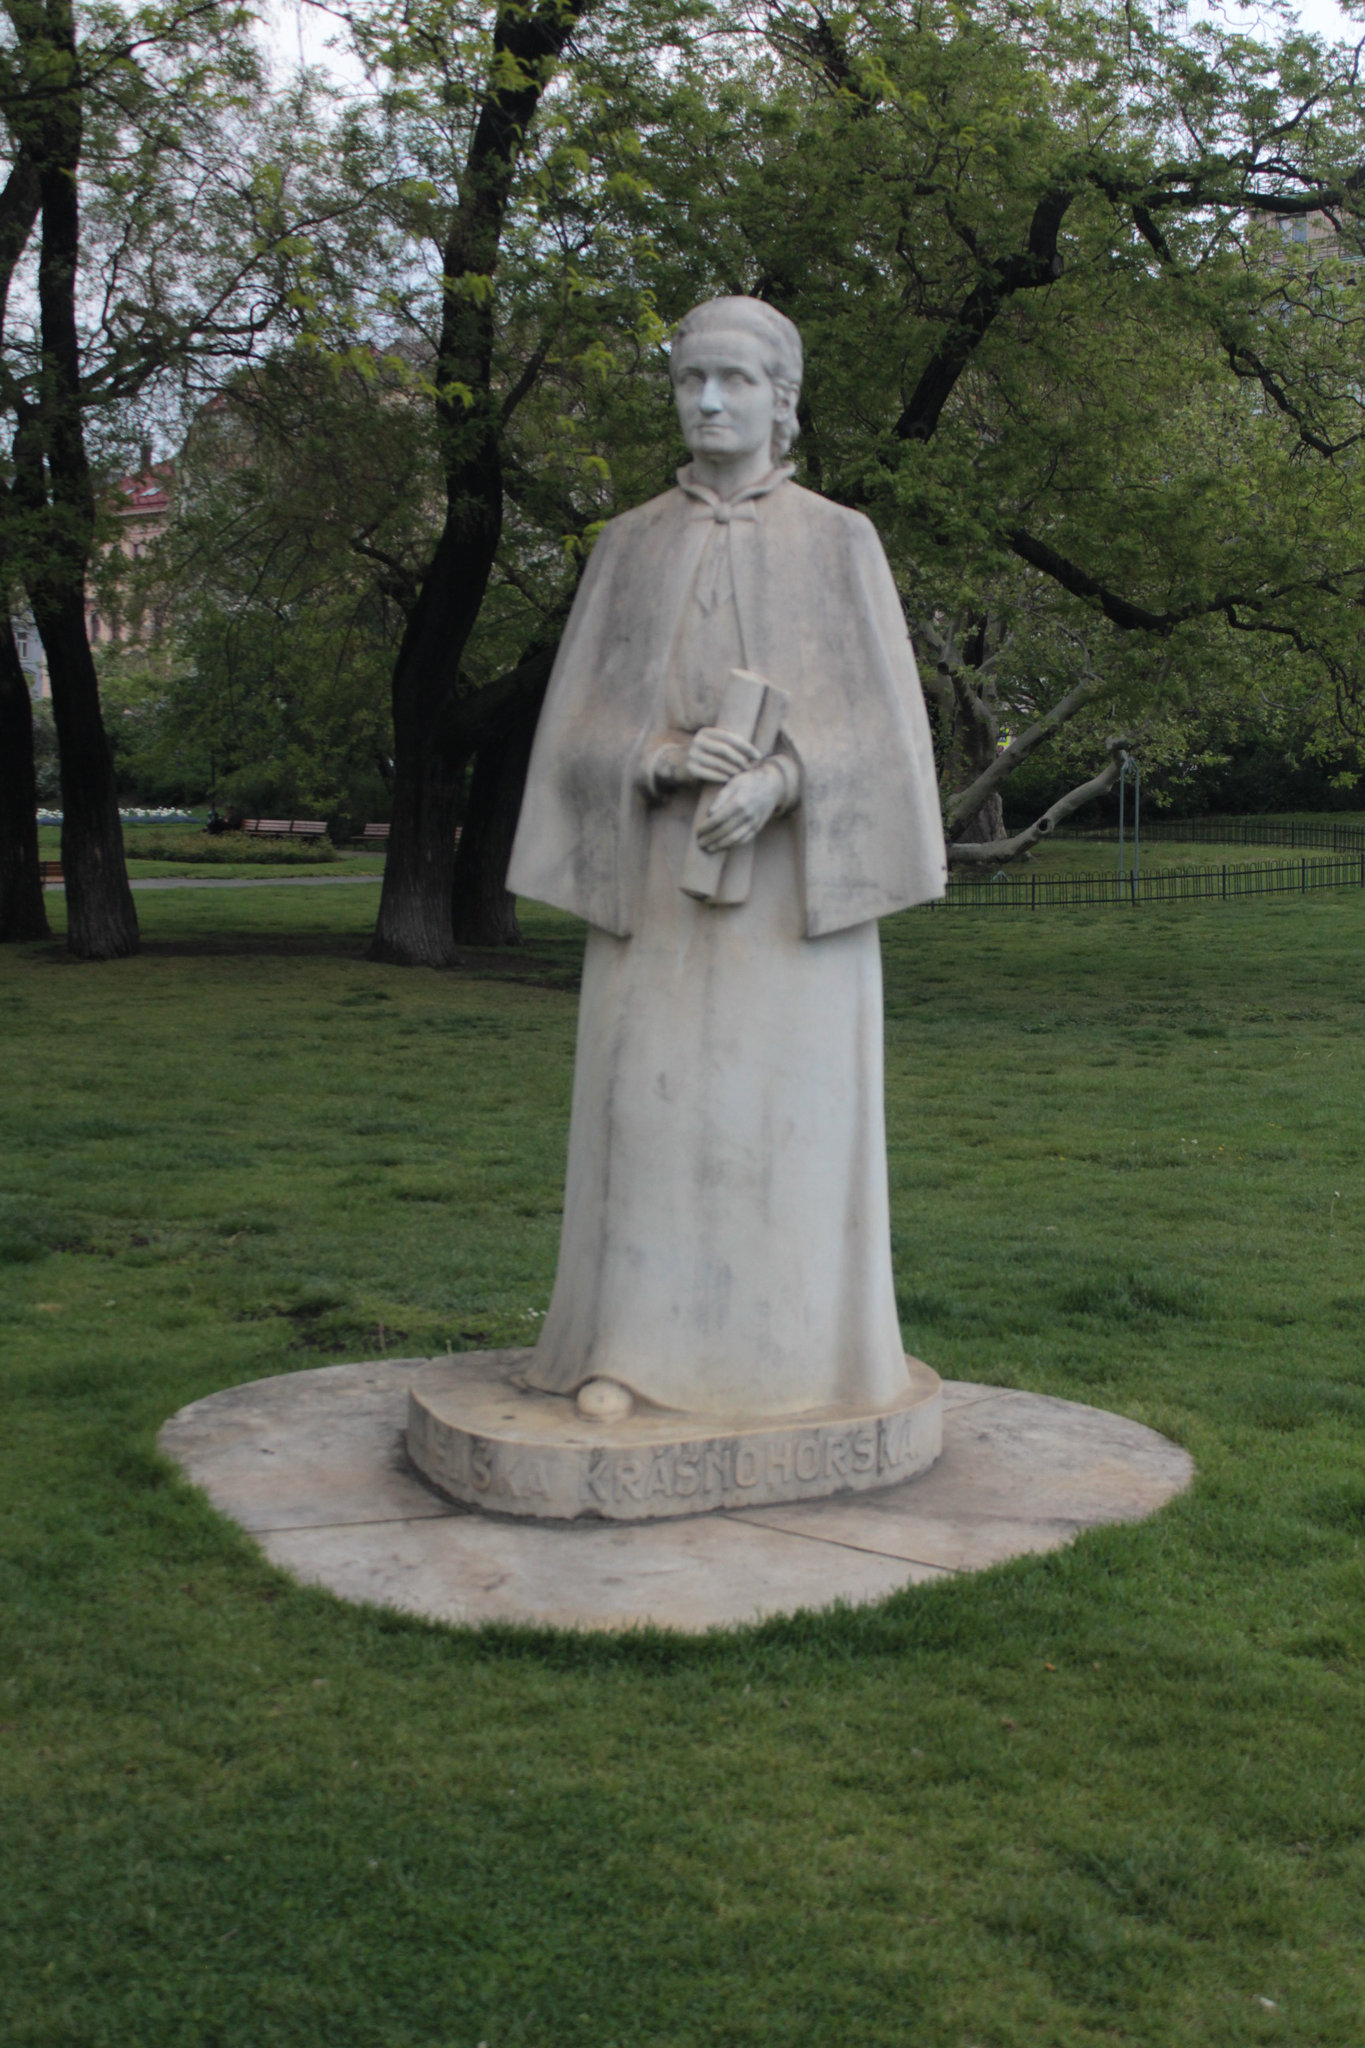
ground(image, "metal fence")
xmin=938 ymin=853 xmax=1365 ymax=910
xmin=1056 ymin=815 xmax=1365 ymax=854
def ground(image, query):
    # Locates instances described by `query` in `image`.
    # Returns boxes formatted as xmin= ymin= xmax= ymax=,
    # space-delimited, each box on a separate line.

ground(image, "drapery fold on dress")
xmin=525 ymin=799 xmax=909 ymax=1417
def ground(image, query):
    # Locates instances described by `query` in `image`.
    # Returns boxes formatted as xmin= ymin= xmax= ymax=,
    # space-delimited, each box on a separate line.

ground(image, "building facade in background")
xmin=16 ymin=444 xmax=175 ymax=702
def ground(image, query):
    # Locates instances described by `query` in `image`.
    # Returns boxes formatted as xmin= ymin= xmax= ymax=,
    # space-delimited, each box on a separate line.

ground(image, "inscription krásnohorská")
xmin=406 ymin=1356 xmax=942 ymax=1522
xmin=568 ymin=1414 xmax=923 ymax=1514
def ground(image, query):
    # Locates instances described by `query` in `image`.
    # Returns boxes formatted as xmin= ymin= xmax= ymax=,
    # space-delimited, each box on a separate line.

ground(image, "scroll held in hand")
xmin=681 ymin=668 xmax=790 ymax=906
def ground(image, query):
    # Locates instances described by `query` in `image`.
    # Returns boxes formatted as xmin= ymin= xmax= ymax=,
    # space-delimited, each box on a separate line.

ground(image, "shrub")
xmin=125 ymin=831 xmax=337 ymax=865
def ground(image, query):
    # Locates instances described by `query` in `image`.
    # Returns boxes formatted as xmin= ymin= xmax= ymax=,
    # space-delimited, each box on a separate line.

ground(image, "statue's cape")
xmin=507 ymin=478 xmax=947 ymax=939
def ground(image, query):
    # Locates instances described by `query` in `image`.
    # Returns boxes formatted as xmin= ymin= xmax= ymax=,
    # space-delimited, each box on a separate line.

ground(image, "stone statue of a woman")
xmin=507 ymin=297 xmax=946 ymax=1426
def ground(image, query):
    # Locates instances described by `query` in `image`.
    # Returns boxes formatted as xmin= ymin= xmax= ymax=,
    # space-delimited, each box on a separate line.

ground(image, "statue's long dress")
xmin=526 ymin=510 xmax=909 ymax=1421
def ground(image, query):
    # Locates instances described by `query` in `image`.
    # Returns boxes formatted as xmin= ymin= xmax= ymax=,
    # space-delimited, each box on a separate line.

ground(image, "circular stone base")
xmin=158 ymin=1359 xmax=1193 ymax=1632
xmin=406 ymin=1351 xmax=942 ymax=1521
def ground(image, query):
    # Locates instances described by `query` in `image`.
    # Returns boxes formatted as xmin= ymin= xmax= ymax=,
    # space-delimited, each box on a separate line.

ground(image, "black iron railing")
xmin=1054 ymin=815 xmax=1365 ymax=853
xmin=937 ymin=853 xmax=1365 ymax=910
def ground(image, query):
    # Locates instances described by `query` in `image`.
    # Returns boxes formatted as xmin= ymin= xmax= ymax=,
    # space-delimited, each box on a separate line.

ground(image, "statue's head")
xmin=670 ymin=297 xmax=803 ymax=465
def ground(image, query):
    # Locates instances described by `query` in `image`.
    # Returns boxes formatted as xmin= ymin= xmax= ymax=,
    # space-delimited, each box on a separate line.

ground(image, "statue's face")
xmin=672 ymin=328 xmax=790 ymax=466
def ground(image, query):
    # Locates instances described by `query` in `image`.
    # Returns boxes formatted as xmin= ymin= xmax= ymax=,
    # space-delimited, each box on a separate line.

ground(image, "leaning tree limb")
xmin=943 ymin=666 xmax=1108 ymax=837
xmin=945 ymin=738 xmax=1128 ymax=866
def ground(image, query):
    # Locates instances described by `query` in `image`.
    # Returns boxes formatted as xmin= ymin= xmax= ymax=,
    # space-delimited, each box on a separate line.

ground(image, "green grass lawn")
xmin=2 ymin=879 xmax=1364 ymax=2047
xmin=1006 ymin=837 xmax=1360 ymax=878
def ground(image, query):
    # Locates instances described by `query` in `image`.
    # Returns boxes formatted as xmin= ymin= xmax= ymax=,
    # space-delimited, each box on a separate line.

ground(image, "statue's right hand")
xmin=638 ymin=739 xmax=692 ymax=798
xmin=687 ymin=726 xmax=761 ymax=785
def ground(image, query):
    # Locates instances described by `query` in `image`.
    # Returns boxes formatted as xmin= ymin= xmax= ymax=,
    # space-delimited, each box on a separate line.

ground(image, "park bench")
xmin=241 ymin=818 xmax=329 ymax=841
xmin=39 ymin=860 xmax=63 ymax=884
xmin=361 ymin=822 xmax=390 ymax=843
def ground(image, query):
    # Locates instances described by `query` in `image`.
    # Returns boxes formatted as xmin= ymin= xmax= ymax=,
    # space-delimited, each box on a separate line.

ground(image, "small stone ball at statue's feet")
xmin=576 ymin=1377 xmax=635 ymax=1423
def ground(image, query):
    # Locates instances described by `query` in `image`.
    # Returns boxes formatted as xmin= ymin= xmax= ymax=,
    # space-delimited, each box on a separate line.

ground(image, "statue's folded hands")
xmin=695 ymin=756 xmax=790 ymax=852
xmin=687 ymin=725 xmax=761 ymax=784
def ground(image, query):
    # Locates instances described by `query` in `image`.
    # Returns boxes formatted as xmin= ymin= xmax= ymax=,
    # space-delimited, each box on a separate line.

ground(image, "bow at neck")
xmin=676 ymin=462 xmax=793 ymax=613
xmin=677 ymin=462 xmax=794 ymax=522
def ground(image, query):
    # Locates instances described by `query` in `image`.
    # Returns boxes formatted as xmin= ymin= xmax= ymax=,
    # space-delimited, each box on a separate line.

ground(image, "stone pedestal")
xmin=405 ymin=1350 xmax=942 ymax=1522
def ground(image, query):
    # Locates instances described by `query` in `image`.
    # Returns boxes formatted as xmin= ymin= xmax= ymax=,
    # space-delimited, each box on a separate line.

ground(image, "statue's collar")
xmin=676 ymin=462 xmax=794 ymax=522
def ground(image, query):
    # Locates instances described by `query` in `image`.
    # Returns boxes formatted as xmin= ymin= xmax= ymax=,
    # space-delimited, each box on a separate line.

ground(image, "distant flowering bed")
xmin=36 ymin=807 xmax=199 ymax=823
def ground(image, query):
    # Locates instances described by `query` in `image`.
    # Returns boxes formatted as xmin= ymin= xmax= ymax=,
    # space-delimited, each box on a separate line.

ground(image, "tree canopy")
xmin=0 ymin=0 xmax=370 ymax=951
xmin=5 ymin=0 xmax=1365 ymax=952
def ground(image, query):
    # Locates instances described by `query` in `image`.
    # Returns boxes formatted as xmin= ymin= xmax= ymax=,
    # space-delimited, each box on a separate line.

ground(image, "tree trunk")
xmin=951 ymin=789 xmax=1006 ymax=844
xmin=37 ymin=592 xmax=138 ymax=958
xmin=916 ymin=614 xmax=1011 ymax=850
xmin=0 ymin=620 xmax=50 ymax=941
xmin=370 ymin=0 xmax=590 ymax=966
xmin=450 ymin=689 xmax=541 ymax=947
xmin=940 ymin=716 xmax=1007 ymax=849
xmin=368 ymin=723 xmax=465 ymax=965
xmin=0 ymin=101 xmax=44 ymax=943
xmin=370 ymin=509 xmax=496 ymax=966
xmin=18 ymin=4 xmax=138 ymax=960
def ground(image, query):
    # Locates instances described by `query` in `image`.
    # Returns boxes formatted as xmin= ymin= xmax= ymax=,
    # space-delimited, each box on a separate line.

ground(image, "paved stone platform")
xmin=159 ymin=1359 xmax=1194 ymax=1633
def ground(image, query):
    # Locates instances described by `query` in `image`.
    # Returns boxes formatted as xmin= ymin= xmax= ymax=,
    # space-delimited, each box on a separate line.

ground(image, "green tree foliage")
xmin=0 ymin=0 xmax=368 ymax=952
xmin=104 ymin=0 xmax=1365 ymax=942
xmin=611 ymin=0 xmax=1365 ymax=855
xmin=109 ymin=354 xmax=441 ymax=826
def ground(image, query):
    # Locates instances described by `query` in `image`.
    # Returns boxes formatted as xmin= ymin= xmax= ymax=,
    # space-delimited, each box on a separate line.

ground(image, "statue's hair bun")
xmin=671 ymin=297 xmax=803 ymax=393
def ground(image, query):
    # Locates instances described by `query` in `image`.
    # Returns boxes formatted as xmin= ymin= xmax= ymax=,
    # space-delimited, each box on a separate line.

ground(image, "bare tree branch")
xmin=1220 ymin=330 xmax=1364 ymax=458
xmin=893 ymin=188 xmax=1070 ymax=443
